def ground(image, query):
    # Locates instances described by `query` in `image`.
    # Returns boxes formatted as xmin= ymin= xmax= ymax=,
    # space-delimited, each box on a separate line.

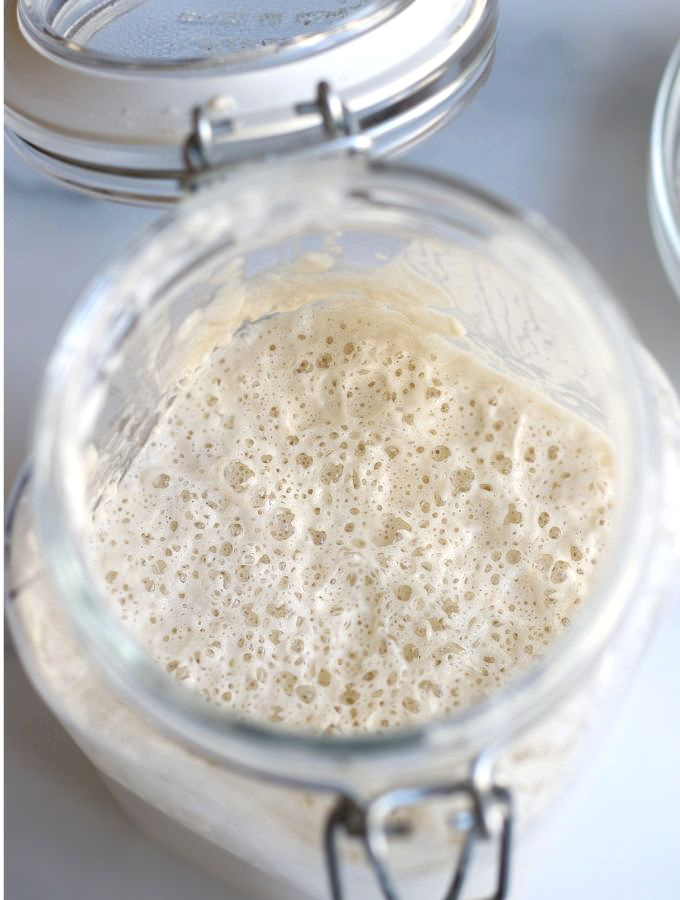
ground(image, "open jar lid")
xmin=5 ymin=0 xmax=497 ymax=203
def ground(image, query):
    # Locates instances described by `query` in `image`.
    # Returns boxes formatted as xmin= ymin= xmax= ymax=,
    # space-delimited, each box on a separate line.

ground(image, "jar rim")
xmin=31 ymin=157 xmax=660 ymax=787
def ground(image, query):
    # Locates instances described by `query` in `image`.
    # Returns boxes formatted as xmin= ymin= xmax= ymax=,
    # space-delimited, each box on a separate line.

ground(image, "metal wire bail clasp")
xmin=184 ymin=96 xmax=235 ymax=173
xmin=296 ymin=81 xmax=373 ymax=155
xmin=185 ymin=80 xmax=371 ymax=175
xmin=298 ymin=81 xmax=357 ymax=139
xmin=324 ymin=754 xmax=513 ymax=900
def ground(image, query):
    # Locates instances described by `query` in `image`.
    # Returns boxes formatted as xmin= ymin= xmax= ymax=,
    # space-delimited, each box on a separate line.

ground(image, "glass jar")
xmin=7 ymin=156 xmax=680 ymax=900
xmin=650 ymin=39 xmax=680 ymax=300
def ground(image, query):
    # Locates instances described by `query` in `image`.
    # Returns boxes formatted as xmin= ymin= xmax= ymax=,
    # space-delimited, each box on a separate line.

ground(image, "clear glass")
xmin=18 ymin=0 xmax=410 ymax=69
xmin=650 ymin=40 xmax=680 ymax=299
xmin=7 ymin=158 xmax=680 ymax=899
xmin=7 ymin=0 xmax=497 ymax=203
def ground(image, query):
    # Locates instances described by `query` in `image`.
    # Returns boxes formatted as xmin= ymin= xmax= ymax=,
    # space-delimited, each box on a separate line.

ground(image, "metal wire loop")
xmin=324 ymin=777 xmax=513 ymax=900
xmin=316 ymin=81 xmax=357 ymax=138
xmin=185 ymin=80 xmax=365 ymax=173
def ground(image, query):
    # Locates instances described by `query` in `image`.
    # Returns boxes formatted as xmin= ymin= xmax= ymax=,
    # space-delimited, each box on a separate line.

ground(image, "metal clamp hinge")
xmin=324 ymin=762 xmax=513 ymax=900
xmin=184 ymin=81 xmax=369 ymax=173
xmin=295 ymin=81 xmax=358 ymax=139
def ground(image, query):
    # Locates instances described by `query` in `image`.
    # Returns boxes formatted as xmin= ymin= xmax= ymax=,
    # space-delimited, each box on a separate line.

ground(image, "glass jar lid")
xmin=5 ymin=0 xmax=498 ymax=203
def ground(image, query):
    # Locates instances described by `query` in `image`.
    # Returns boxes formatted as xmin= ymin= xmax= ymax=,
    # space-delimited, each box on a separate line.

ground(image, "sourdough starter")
xmin=90 ymin=298 xmax=614 ymax=734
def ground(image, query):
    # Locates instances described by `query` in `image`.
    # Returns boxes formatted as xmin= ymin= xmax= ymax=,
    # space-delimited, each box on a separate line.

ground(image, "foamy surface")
xmin=90 ymin=299 xmax=614 ymax=733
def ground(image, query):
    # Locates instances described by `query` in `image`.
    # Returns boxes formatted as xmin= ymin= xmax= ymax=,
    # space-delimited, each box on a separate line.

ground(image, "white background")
xmin=5 ymin=1 xmax=680 ymax=898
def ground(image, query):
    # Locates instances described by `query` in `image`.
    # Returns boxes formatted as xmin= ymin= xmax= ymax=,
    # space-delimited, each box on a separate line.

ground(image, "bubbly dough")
xmin=90 ymin=299 xmax=614 ymax=733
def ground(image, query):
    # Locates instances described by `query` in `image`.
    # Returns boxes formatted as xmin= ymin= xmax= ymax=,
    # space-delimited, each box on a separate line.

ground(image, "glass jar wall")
xmin=7 ymin=157 xmax=680 ymax=899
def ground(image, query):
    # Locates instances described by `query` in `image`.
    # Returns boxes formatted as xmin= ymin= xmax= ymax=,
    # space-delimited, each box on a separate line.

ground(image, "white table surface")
xmin=5 ymin=1 xmax=680 ymax=898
